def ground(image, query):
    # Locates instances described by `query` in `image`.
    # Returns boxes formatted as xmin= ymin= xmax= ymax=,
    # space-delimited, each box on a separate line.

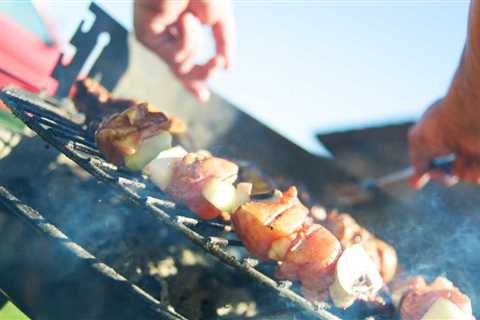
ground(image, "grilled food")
xmin=73 ymin=79 xmax=187 ymax=169
xmin=73 ymin=79 xmax=187 ymax=134
xmin=95 ymin=103 xmax=173 ymax=171
xmin=392 ymin=276 xmax=473 ymax=320
xmin=72 ymin=78 xmax=136 ymax=124
xmin=232 ymin=187 xmax=383 ymax=308
xmin=149 ymin=148 xmax=242 ymax=219
xmin=71 ymin=79 xmax=474 ymax=316
xmin=232 ymin=187 xmax=310 ymax=260
xmin=320 ymin=211 xmax=397 ymax=283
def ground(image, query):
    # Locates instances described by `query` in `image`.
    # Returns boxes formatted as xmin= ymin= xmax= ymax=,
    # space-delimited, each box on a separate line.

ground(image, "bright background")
xmin=0 ymin=0 xmax=471 ymax=154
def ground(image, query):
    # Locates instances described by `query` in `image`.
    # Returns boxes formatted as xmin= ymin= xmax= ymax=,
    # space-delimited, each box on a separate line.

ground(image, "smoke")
xmin=387 ymin=183 xmax=480 ymax=315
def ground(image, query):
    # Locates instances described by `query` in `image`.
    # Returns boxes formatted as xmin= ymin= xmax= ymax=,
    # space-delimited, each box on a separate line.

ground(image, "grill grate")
xmin=0 ymin=186 xmax=187 ymax=320
xmin=1 ymin=87 xmax=349 ymax=320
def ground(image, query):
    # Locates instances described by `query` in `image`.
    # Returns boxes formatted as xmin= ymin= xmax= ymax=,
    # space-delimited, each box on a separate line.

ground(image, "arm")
xmin=409 ymin=0 xmax=480 ymax=187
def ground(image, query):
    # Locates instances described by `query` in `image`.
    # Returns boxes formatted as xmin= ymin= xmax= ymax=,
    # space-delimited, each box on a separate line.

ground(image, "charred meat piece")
xmin=392 ymin=276 xmax=473 ymax=320
xmin=95 ymin=103 xmax=173 ymax=171
xmin=320 ymin=211 xmax=398 ymax=283
xmin=168 ymin=152 xmax=239 ymax=220
xmin=232 ymin=187 xmax=310 ymax=260
xmin=276 ymin=223 xmax=342 ymax=301
xmin=149 ymin=149 xmax=240 ymax=220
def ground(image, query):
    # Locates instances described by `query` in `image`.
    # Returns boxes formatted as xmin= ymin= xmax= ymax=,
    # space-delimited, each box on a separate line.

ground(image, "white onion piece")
xmin=148 ymin=146 xmax=187 ymax=190
xmin=421 ymin=298 xmax=468 ymax=320
xmin=329 ymin=244 xmax=383 ymax=309
xmin=154 ymin=145 xmax=187 ymax=160
xmin=202 ymin=179 xmax=237 ymax=212
xmin=124 ymin=131 xmax=172 ymax=171
xmin=231 ymin=183 xmax=253 ymax=212
xmin=268 ymin=237 xmax=292 ymax=261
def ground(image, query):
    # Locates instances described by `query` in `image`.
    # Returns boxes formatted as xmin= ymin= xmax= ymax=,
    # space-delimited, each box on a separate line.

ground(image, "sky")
xmin=0 ymin=0 xmax=471 ymax=154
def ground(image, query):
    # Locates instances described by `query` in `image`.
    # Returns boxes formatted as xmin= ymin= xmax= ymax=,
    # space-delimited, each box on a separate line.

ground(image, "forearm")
xmin=444 ymin=0 xmax=480 ymax=115
xmin=408 ymin=0 xmax=480 ymax=186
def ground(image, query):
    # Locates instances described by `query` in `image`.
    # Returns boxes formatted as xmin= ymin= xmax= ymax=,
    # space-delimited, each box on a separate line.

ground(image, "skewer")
xmin=362 ymin=155 xmax=455 ymax=191
xmin=336 ymin=155 xmax=456 ymax=206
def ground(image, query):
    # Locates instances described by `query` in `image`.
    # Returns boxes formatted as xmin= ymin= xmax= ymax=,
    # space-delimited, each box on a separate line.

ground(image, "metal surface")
xmin=0 ymin=185 xmax=186 ymax=320
xmin=0 ymin=87 xmax=348 ymax=320
xmin=51 ymin=2 xmax=128 ymax=97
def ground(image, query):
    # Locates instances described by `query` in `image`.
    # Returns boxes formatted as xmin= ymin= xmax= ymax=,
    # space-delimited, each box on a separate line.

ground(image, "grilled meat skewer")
xmin=320 ymin=211 xmax=398 ymax=283
xmin=73 ymin=80 xmax=398 ymax=311
xmin=232 ymin=187 xmax=384 ymax=308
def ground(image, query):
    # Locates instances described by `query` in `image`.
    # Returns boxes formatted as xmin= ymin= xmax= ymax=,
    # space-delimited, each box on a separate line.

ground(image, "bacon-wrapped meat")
xmin=320 ymin=212 xmax=398 ymax=283
xmin=232 ymin=187 xmax=383 ymax=308
xmin=95 ymin=103 xmax=173 ymax=171
xmin=149 ymin=149 xmax=241 ymax=220
xmin=392 ymin=276 xmax=473 ymax=320
xmin=72 ymin=79 xmax=137 ymax=125
xmin=232 ymin=187 xmax=310 ymax=260
xmin=275 ymin=223 xmax=342 ymax=301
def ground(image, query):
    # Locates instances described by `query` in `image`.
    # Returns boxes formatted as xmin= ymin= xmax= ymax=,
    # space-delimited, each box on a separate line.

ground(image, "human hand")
xmin=408 ymin=0 xmax=480 ymax=189
xmin=408 ymin=97 xmax=480 ymax=188
xmin=134 ymin=0 xmax=235 ymax=103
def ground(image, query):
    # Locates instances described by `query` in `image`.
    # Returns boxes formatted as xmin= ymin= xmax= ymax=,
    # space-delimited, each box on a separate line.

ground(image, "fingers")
xmin=453 ymin=156 xmax=480 ymax=184
xmin=408 ymin=124 xmax=431 ymax=179
xmin=133 ymin=0 xmax=234 ymax=103
xmin=175 ymin=12 xmax=202 ymax=74
xmin=408 ymin=101 xmax=453 ymax=189
xmin=133 ymin=0 xmax=188 ymax=66
xmin=212 ymin=8 xmax=236 ymax=69
xmin=186 ymin=0 xmax=236 ymax=69
xmin=409 ymin=173 xmax=431 ymax=190
xmin=175 ymin=12 xmax=195 ymax=63
xmin=135 ymin=0 xmax=188 ymax=36
xmin=180 ymin=56 xmax=225 ymax=103
xmin=174 ymin=13 xmax=223 ymax=102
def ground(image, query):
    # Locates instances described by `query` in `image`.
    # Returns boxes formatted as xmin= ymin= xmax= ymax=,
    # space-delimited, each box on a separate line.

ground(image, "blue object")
xmin=430 ymin=154 xmax=456 ymax=174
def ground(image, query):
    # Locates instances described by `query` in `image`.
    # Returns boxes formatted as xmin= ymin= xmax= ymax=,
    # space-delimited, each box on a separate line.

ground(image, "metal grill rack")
xmin=1 ymin=87 xmax=347 ymax=320
xmin=0 ymin=186 xmax=187 ymax=320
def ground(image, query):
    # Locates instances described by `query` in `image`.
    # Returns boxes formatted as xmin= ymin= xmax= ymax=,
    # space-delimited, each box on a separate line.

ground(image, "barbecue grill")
xmin=0 ymin=84 xmax=400 ymax=319
xmin=1 ymin=80 xmax=479 ymax=319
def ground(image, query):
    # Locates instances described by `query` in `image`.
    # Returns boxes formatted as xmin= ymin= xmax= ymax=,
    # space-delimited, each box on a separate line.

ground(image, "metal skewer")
xmin=362 ymin=154 xmax=456 ymax=191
